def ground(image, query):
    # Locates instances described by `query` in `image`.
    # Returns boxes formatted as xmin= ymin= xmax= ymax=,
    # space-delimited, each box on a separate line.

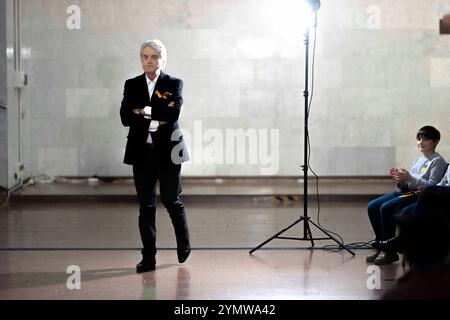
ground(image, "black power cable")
xmin=305 ymin=14 xmax=372 ymax=252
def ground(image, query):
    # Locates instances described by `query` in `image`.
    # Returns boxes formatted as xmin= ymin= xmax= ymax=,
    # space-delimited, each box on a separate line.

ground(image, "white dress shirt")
xmin=145 ymin=74 xmax=160 ymax=144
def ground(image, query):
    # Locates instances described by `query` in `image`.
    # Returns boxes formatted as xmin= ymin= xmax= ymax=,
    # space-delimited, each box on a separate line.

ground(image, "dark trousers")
xmin=411 ymin=186 xmax=450 ymax=217
xmin=132 ymin=144 xmax=190 ymax=259
xmin=400 ymin=202 xmax=417 ymax=217
xmin=367 ymin=191 xmax=418 ymax=241
xmin=400 ymin=186 xmax=450 ymax=219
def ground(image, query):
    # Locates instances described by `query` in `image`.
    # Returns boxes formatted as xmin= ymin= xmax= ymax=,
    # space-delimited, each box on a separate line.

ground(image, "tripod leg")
xmin=249 ymin=218 xmax=303 ymax=254
xmin=303 ymin=218 xmax=315 ymax=247
xmin=308 ymin=219 xmax=355 ymax=256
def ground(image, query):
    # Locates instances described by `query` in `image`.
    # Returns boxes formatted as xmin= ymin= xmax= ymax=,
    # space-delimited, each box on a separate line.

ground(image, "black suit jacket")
xmin=120 ymin=72 xmax=189 ymax=165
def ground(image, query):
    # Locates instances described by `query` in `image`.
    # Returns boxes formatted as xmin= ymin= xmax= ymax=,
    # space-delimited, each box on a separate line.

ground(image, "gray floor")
xmin=0 ymin=178 xmax=406 ymax=299
xmin=1 ymin=199 xmax=375 ymax=249
xmin=0 ymin=249 xmax=403 ymax=300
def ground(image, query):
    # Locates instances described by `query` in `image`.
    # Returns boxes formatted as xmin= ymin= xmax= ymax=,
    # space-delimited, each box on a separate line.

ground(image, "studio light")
xmin=251 ymin=0 xmax=355 ymax=256
xmin=262 ymin=0 xmax=320 ymax=34
xmin=306 ymin=0 xmax=321 ymax=12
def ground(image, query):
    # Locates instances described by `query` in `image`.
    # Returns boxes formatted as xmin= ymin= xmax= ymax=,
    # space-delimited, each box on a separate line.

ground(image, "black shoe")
xmin=377 ymin=237 xmax=402 ymax=253
xmin=136 ymin=258 xmax=156 ymax=273
xmin=374 ymin=251 xmax=399 ymax=265
xmin=366 ymin=250 xmax=381 ymax=263
xmin=177 ymin=246 xmax=191 ymax=264
xmin=372 ymin=240 xmax=383 ymax=250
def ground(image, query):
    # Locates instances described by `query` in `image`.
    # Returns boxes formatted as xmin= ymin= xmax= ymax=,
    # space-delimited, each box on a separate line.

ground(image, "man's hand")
xmin=132 ymin=103 xmax=173 ymax=125
xmin=134 ymin=102 xmax=174 ymax=116
xmin=132 ymin=108 xmax=151 ymax=116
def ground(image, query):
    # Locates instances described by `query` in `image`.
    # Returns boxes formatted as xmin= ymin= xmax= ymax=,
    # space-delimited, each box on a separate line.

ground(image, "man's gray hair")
xmin=140 ymin=39 xmax=167 ymax=69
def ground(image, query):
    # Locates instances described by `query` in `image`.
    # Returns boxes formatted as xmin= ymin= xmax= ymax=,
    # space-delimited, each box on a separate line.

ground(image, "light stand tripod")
xmin=250 ymin=3 xmax=355 ymax=256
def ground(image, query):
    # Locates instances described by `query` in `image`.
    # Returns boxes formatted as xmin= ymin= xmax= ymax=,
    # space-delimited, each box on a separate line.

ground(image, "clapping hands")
xmin=389 ymin=167 xmax=412 ymax=183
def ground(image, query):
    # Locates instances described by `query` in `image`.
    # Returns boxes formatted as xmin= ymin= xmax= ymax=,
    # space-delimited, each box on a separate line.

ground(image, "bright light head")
xmin=263 ymin=0 xmax=320 ymax=33
xmin=306 ymin=0 xmax=321 ymax=11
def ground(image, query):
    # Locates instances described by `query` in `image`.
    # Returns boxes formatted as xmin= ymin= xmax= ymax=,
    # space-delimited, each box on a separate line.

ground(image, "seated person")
xmin=366 ymin=126 xmax=447 ymax=265
xmin=382 ymin=189 xmax=450 ymax=300
xmin=400 ymin=163 xmax=449 ymax=217
xmin=377 ymin=181 xmax=450 ymax=253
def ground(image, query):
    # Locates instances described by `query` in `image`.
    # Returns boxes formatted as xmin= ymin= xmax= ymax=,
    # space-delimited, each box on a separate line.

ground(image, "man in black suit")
xmin=120 ymin=39 xmax=190 ymax=273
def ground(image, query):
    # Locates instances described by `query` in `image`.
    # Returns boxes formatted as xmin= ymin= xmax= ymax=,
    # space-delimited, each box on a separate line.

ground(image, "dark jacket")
xmin=120 ymin=72 xmax=189 ymax=165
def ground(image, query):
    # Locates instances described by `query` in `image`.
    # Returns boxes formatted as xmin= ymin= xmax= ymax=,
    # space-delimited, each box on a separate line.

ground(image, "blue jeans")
xmin=367 ymin=191 xmax=418 ymax=241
